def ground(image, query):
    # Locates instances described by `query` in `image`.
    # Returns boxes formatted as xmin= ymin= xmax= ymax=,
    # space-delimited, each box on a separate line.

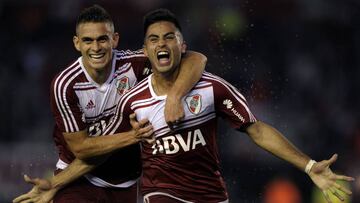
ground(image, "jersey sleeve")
xmin=50 ymin=76 xmax=87 ymax=133
xmin=211 ymin=74 xmax=257 ymax=131
xmin=116 ymin=49 xmax=152 ymax=82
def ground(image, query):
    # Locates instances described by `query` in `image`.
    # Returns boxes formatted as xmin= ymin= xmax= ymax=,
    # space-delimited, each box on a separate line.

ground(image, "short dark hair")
xmin=143 ymin=8 xmax=182 ymax=36
xmin=76 ymin=4 xmax=114 ymax=32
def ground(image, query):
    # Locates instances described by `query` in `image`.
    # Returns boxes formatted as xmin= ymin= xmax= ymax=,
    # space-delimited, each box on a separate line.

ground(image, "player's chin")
xmin=88 ymin=63 xmax=105 ymax=71
xmin=156 ymin=64 xmax=173 ymax=73
xmin=91 ymin=59 xmax=111 ymax=69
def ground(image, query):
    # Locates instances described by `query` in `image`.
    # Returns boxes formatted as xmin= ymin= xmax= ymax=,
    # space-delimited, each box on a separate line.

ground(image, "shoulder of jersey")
xmin=53 ymin=59 xmax=83 ymax=82
xmin=114 ymin=49 xmax=145 ymax=59
xmin=121 ymin=76 xmax=149 ymax=99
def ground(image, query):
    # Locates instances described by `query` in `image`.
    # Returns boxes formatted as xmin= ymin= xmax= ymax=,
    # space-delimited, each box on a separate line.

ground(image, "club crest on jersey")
xmin=186 ymin=94 xmax=202 ymax=114
xmin=116 ymin=77 xmax=129 ymax=95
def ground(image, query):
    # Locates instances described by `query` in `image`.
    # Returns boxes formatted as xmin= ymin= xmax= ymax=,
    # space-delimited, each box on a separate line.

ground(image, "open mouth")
xmin=157 ymin=51 xmax=170 ymax=65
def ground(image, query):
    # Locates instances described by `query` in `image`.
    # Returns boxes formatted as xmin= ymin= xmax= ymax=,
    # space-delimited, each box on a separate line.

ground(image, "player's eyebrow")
xmin=164 ymin=32 xmax=175 ymax=37
xmin=147 ymin=32 xmax=175 ymax=39
xmin=81 ymin=37 xmax=94 ymax=42
xmin=81 ymin=35 xmax=109 ymax=42
xmin=97 ymin=35 xmax=109 ymax=41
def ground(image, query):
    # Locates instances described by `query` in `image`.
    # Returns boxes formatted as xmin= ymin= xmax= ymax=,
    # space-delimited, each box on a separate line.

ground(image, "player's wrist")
xmin=304 ymin=159 xmax=317 ymax=174
xmin=130 ymin=129 xmax=142 ymax=143
xmin=50 ymin=179 xmax=63 ymax=191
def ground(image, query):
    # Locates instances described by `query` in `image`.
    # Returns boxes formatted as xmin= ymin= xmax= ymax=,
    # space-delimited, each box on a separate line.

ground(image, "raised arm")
xmin=245 ymin=121 xmax=354 ymax=203
xmin=165 ymin=51 xmax=206 ymax=125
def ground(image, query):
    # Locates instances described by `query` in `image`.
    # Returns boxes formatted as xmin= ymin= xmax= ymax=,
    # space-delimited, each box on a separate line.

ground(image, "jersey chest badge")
xmin=186 ymin=94 xmax=202 ymax=114
xmin=116 ymin=76 xmax=129 ymax=95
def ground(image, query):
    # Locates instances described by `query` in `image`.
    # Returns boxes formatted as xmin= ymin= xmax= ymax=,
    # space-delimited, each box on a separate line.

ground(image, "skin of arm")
xmin=164 ymin=51 xmax=207 ymax=124
xmin=245 ymin=121 xmax=310 ymax=170
xmin=51 ymin=157 xmax=101 ymax=192
xmin=64 ymin=115 xmax=153 ymax=160
xmin=12 ymin=158 xmax=102 ymax=203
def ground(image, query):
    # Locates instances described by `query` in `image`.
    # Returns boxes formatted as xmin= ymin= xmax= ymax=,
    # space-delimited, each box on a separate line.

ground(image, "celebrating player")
xmin=13 ymin=5 xmax=206 ymax=203
xmin=107 ymin=8 xmax=354 ymax=203
xmin=14 ymin=7 xmax=354 ymax=203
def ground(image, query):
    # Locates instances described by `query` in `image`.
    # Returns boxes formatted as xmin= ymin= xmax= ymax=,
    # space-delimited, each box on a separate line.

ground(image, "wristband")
xmin=305 ymin=159 xmax=316 ymax=174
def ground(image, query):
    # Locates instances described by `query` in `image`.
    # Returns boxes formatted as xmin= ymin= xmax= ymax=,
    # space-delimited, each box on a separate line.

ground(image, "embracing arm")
xmin=64 ymin=130 xmax=137 ymax=160
xmin=64 ymin=115 xmax=153 ymax=160
xmin=165 ymin=51 xmax=207 ymax=124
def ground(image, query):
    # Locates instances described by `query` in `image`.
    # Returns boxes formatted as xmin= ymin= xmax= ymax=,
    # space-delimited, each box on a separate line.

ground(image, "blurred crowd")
xmin=0 ymin=0 xmax=359 ymax=202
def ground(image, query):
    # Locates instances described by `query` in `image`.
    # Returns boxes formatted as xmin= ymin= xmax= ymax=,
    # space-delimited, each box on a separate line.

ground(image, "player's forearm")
xmin=51 ymin=158 xmax=100 ymax=191
xmin=246 ymin=121 xmax=310 ymax=171
xmin=75 ymin=131 xmax=137 ymax=160
xmin=169 ymin=51 xmax=206 ymax=98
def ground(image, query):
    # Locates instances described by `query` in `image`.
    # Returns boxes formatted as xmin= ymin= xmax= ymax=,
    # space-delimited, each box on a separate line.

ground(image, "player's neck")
xmin=84 ymin=64 xmax=112 ymax=85
xmin=152 ymin=68 xmax=179 ymax=96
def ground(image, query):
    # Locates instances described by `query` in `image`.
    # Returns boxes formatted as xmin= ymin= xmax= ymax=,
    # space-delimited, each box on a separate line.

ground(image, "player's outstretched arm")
xmin=245 ymin=121 xmax=354 ymax=203
xmin=165 ymin=51 xmax=206 ymax=126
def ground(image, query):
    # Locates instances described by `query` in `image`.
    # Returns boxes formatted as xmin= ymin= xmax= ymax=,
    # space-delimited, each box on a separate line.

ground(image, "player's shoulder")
xmin=201 ymin=72 xmax=248 ymax=103
xmin=120 ymin=75 xmax=150 ymax=102
xmin=199 ymin=72 xmax=242 ymax=94
xmin=113 ymin=49 xmax=145 ymax=59
xmin=51 ymin=58 xmax=84 ymax=90
xmin=199 ymin=72 xmax=228 ymax=87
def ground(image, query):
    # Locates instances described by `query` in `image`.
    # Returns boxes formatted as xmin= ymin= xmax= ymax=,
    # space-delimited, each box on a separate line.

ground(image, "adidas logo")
xmin=142 ymin=67 xmax=151 ymax=76
xmin=85 ymin=100 xmax=95 ymax=110
xmin=223 ymin=99 xmax=233 ymax=109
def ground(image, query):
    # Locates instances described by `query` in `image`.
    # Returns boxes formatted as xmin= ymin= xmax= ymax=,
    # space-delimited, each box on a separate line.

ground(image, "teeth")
xmin=90 ymin=54 xmax=105 ymax=59
xmin=157 ymin=51 xmax=169 ymax=56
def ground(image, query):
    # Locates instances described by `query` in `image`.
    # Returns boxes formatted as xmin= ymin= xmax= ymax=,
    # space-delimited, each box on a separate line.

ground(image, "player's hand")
xmin=164 ymin=95 xmax=184 ymax=129
xmin=13 ymin=174 xmax=56 ymax=203
xmin=129 ymin=113 xmax=154 ymax=143
xmin=308 ymin=154 xmax=354 ymax=203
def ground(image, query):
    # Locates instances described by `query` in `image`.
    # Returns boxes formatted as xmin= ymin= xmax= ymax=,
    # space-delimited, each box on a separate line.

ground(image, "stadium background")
xmin=0 ymin=0 xmax=359 ymax=202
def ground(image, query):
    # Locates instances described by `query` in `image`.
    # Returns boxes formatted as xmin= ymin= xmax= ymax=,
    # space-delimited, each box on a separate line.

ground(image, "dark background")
xmin=1 ymin=0 xmax=359 ymax=202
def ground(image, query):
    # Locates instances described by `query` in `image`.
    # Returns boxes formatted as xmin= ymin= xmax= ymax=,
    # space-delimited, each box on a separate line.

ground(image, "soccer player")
xmin=14 ymin=8 xmax=354 ymax=203
xmin=13 ymin=5 xmax=206 ymax=203
xmin=105 ymin=8 xmax=355 ymax=203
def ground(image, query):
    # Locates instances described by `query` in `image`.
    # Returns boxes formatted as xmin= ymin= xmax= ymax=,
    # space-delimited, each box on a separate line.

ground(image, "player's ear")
xmin=181 ymin=41 xmax=187 ymax=54
xmin=73 ymin=36 xmax=81 ymax=51
xmin=112 ymin=32 xmax=119 ymax=48
xmin=143 ymin=45 xmax=148 ymax=57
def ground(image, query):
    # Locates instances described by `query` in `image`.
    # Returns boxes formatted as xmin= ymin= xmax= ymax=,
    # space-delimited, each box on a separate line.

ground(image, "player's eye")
xmin=82 ymin=37 xmax=93 ymax=44
xmin=97 ymin=36 xmax=109 ymax=43
xmin=149 ymin=37 xmax=158 ymax=43
xmin=165 ymin=34 xmax=175 ymax=40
